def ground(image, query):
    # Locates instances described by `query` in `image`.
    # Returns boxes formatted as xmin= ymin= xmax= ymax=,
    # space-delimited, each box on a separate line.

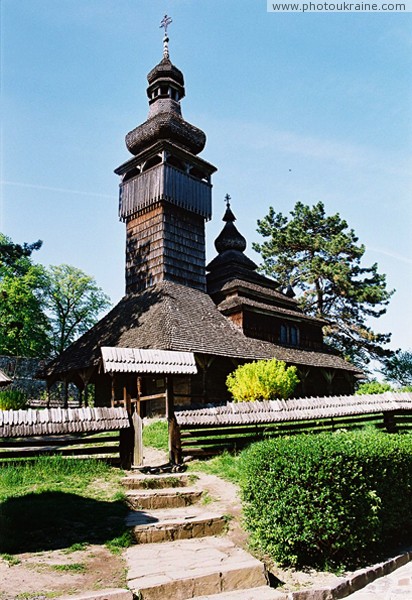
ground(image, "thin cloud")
xmin=1 ymin=180 xmax=114 ymax=199
xmin=369 ymin=246 xmax=412 ymax=266
xmin=203 ymin=115 xmax=412 ymax=177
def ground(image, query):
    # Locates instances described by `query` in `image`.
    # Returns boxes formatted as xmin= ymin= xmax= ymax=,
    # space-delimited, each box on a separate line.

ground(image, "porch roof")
xmin=0 ymin=369 xmax=12 ymax=386
xmin=101 ymin=347 xmax=197 ymax=375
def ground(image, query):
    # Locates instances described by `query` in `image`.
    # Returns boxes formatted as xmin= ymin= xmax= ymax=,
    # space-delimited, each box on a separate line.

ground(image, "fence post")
xmin=169 ymin=416 xmax=182 ymax=465
xmin=384 ymin=410 xmax=397 ymax=433
xmin=132 ymin=411 xmax=144 ymax=467
xmin=119 ymin=426 xmax=134 ymax=470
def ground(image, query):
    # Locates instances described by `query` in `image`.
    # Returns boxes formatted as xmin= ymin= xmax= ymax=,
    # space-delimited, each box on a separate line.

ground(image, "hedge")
xmin=239 ymin=430 xmax=412 ymax=570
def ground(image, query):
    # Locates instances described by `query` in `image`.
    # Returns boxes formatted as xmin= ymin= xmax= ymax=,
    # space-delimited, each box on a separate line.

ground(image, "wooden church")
xmin=41 ymin=25 xmax=361 ymax=413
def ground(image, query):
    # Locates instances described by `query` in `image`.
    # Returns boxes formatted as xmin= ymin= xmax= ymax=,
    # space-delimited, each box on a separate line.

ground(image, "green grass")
xmin=52 ymin=563 xmax=86 ymax=573
xmin=188 ymin=451 xmax=242 ymax=484
xmin=0 ymin=456 xmax=133 ymax=554
xmin=201 ymin=491 xmax=214 ymax=505
xmin=1 ymin=552 xmax=21 ymax=566
xmin=142 ymin=419 xmax=168 ymax=451
xmin=105 ymin=530 xmax=135 ymax=555
xmin=0 ymin=455 xmax=124 ymax=502
xmin=62 ymin=542 xmax=89 ymax=554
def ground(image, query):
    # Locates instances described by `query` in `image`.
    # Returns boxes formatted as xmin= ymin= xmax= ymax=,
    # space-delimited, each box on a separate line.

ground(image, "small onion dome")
xmin=214 ymin=205 xmax=247 ymax=254
xmin=125 ymin=113 xmax=206 ymax=156
xmin=147 ymin=57 xmax=184 ymax=89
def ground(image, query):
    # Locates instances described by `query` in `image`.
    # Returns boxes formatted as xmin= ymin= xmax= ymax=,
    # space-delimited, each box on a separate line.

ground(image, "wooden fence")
xmin=174 ymin=392 xmax=412 ymax=459
xmin=0 ymin=407 xmax=133 ymax=467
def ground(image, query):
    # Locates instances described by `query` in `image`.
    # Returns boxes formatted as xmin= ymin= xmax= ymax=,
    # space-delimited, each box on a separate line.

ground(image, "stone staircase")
xmin=122 ymin=470 xmax=284 ymax=600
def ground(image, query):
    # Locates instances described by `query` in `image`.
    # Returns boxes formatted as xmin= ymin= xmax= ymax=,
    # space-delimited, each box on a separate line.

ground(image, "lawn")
xmin=0 ymin=455 xmax=130 ymax=554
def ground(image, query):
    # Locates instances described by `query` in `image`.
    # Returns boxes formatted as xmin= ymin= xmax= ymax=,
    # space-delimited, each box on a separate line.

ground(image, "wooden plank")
xmin=179 ymin=414 xmax=383 ymax=440
xmin=178 ymin=412 xmax=390 ymax=454
xmin=0 ymin=446 xmax=119 ymax=459
xmin=0 ymin=435 xmax=119 ymax=448
xmin=138 ymin=393 xmax=166 ymax=402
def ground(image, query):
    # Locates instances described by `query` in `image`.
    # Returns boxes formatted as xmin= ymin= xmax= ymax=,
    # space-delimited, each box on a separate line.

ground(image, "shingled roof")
xmin=217 ymin=295 xmax=326 ymax=325
xmin=42 ymin=280 xmax=360 ymax=378
xmin=101 ymin=347 xmax=197 ymax=375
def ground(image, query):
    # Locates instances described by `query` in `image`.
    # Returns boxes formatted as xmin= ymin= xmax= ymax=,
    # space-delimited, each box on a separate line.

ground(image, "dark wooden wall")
xmin=125 ymin=201 xmax=206 ymax=294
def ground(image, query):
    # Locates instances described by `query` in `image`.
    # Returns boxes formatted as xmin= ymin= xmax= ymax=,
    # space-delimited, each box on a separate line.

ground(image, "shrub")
xmin=239 ymin=430 xmax=412 ymax=570
xmin=355 ymin=380 xmax=392 ymax=395
xmin=0 ymin=389 xmax=28 ymax=410
xmin=226 ymin=359 xmax=299 ymax=402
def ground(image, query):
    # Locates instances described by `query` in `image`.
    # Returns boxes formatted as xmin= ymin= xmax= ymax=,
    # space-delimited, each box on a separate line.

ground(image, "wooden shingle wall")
xmin=125 ymin=202 xmax=206 ymax=294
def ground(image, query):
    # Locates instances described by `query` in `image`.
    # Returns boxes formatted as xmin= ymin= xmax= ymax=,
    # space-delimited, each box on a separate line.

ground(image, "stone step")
xmin=126 ymin=536 xmax=268 ymax=600
xmin=125 ymin=487 xmax=203 ymax=510
xmin=122 ymin=472 xmax=191 ymax=490
xmin=192 ymin=587 xmax=287 ymax=599
xmin=126 ymin=507 xmax=227 ymax=544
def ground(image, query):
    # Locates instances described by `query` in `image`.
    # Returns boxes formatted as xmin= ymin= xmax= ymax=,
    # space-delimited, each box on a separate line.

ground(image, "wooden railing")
xmin=0 ymin=407 xmax=132 ymax=467
xmin=173 ymin=392 xmax=412 ymax=460
xmin=119 ymin=163 xmax=212 ymax=221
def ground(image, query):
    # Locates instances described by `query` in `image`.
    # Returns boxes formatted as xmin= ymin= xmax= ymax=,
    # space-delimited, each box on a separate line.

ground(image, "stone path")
xmin=121 ymin=448 xmax=281 ymax=599
xmin=345 ymin=559 xmax=412 ymax=599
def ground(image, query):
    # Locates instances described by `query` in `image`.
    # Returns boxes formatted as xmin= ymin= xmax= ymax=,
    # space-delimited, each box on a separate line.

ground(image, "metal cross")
xmin=225 ymin=193 xmax=231 ymax=208
xmin=160 ymin=14 xmax=173 ymax=35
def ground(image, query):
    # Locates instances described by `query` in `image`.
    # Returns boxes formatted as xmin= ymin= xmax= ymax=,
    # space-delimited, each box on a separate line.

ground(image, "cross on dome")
xmin=160 ymin=15 xmax=173 ymax=58
xmin=160 ymin=14 xmax=172 ymax=34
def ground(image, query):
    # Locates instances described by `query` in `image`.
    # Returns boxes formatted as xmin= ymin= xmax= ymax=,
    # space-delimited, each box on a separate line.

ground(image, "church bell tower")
xmin=115 ymin=16 xmax=217 ymax=295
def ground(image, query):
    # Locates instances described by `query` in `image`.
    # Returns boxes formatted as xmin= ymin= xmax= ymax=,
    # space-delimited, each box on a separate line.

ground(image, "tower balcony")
xmin=119 ymin=162 xmax=213 ymax=222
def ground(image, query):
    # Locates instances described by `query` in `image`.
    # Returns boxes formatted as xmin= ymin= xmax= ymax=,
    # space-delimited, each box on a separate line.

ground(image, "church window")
xmin=279 ymin=323 xmax=300 ymax=346
xmin=166 ymin=155 xmax=186 ymax=171
xmin=142 ymin=155 xmax=162 ymax=171
xmin=123 ymin=166 xmax=141 ymax=182
xmin=189 ymin=166 xmax=207 ymax=181
xmin=290 ymin=325 xmax=298 ymax=346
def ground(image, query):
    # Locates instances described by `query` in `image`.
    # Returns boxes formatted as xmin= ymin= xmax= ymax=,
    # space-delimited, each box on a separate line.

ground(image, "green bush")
xmin=239 ymin=430 xmax=412 ymax=570
xmin=0 ymin=389 xmax=28 ymax=410
xmin=355 ymin=380 xmax=393 ymax=395
xmin=226 ymin=359 xmax=299 ymax=402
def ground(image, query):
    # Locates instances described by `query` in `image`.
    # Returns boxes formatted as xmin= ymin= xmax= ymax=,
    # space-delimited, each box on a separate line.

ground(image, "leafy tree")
xmin=0 ymin=236 xmax=42 ymax=274
xmin=355 ymin=380 xmax=393 ymax=395
xmin=380 ymin=350 xmax=412 ymax=388
xmin=253 ymin=202 xmax=394 ymax=368
xmin=45 ymin=264 xmax=111 ymax=355
xmin=0 ymin=234 xmax=51 ymax=357
xmin=226 ymin=359 xmax=299 ymax=402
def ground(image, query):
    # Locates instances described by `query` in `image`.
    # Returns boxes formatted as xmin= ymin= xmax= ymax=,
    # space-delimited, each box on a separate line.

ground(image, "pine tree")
xmin=253 ymin=202 xmax=394 ymax=367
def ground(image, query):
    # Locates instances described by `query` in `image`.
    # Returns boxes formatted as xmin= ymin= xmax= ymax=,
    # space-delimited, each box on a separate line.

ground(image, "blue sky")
xmin=1 ymin=0 xmax=411 ymax=360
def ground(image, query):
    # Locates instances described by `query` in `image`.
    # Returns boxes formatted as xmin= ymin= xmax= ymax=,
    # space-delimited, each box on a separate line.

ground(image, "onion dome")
xmin=207 ymin=195 xmax=258 ymax=273
xmin=125 ymin=24 xmax=206 ymax=156
xmin=147 ymin=57 xmax=184 ymax=91
xmin=214 ymin=201 xmax=247 ymax=254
